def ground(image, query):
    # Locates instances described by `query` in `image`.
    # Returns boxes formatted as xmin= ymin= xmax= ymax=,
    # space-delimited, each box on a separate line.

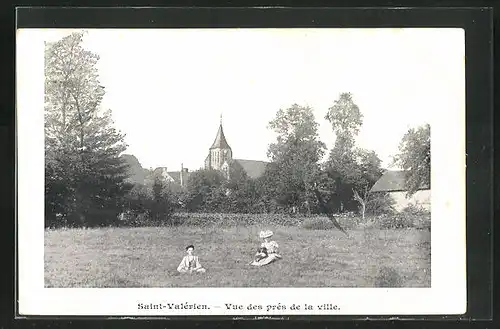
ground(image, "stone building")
xmin=204 ymin=117 xmax=268 ymax=180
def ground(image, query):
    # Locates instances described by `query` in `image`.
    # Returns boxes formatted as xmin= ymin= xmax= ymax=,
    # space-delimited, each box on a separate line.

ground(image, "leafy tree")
xmin=343 ymin=149 xmax=384 ymax=221
xmin=164 ymin=181 xmax=189 ymax=211
xmin=364 ymin=191 xmax=396 ymax=216
xmin=253 ymin=165 xmax=281 ymax=213
xmin=150 ymin=175 xmax=174 ymax=224
xmin=393 ymin=123 xmax=431 ymax=196
xmin=44 ymin=31 xmax=131 ymax=227
xmin=185 ymin=169 xmax=225 ymax=212
xmin=125 ymin=184 xmax=153 ymax=211
xmin=325 ymin=92 xmax=363 ymax=153
xmin=323 ymin=93 xmax=383 ymax=216
xmin=223 ymin=162 xmax=257 ymax=213
xmin=323 ymin=93 xmax=363 ymax=212
xmin=265 ymin=104 xmax=326 ymax=213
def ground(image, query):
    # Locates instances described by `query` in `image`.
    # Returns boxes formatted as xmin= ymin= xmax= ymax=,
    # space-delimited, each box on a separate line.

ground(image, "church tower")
xmin=204 ymin=115 xmax=233 ymax=171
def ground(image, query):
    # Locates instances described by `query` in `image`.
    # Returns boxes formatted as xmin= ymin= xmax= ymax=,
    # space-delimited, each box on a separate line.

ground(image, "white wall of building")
xmin=389 ymin=189 xmax=431 ymax=212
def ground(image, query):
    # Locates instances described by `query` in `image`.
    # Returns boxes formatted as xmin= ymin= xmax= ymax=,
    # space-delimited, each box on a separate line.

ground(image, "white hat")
xmin=259 ymin=230 xmax=273 ymax=239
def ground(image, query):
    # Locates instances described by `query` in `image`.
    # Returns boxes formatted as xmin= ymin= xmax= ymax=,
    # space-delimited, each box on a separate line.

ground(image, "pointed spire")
xmin=210 ymin=115 xmax=231 ymax=150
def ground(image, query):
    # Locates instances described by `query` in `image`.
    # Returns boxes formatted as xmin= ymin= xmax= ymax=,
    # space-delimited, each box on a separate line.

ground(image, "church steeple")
xmin=210 ymin=115 xmax=231 ymax=150
xmin=205 ymin=114 xmax=233 ymax=171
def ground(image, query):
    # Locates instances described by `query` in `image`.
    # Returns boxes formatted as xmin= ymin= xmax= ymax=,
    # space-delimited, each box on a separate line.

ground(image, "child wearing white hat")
xmin=250 ymin=230 xmax=282 ymax=266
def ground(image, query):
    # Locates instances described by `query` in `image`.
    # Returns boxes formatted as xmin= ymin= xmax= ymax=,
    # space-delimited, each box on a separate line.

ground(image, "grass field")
xmin=45 ymin=223 xmax=431 ymax=288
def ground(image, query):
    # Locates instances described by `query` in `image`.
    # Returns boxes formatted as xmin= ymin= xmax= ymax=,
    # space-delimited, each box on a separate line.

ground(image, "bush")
xmin=401 ymin=203 xmax=430 ymax=216
xmin=366 ymin=192 xmax=396 ymax=216
xmin=377 ymin=214 xmax=415 ymax=229
xmin=373 ymin=203 xmax=431 ymax=230
xmin=119 ymin=181 xmax=180 ymax=227
xmin=402 ymin=204 xmax=431 ymax=230
xmin=374 ymin=266 xmax=404 ymax=287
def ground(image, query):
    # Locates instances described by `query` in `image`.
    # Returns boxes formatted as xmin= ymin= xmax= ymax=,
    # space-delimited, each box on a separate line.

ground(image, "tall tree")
xmin=323 ymin=93 xmax=383 ymax=215
xmin=349 ymin=149 xmax=385 ymax=221
xmin=150 ymin=174 xmax=174 ymax=224
xmin=223 ymin=162 xmax=259 ymax=213
xmin=325 ymin=92 xmax=364 ymax=155
xmin=265 ymin=104 xmax=326 ymax=213
xmin=323 ymin=93 xmax=363 ymax=212
xmin=393 ymin=123 xmax=431 ymax=196
xmin=185 ymin=169 xmax=225 ymax=212
xmin=44 ymin=31 xmax=131 ymax=227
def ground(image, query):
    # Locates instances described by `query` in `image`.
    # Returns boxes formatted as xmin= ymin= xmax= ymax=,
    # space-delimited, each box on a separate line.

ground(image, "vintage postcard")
xmin=17 ymin=27 xmax=466 ymax=316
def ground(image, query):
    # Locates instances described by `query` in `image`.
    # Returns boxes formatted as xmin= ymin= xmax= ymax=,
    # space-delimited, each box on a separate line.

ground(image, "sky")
xmin=40 ymin=28 xmax=465 ymax=172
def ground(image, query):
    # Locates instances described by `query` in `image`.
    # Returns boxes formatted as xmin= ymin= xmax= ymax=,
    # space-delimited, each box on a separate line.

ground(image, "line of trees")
xmin=44 ymin=32 xmax=431 ymax=228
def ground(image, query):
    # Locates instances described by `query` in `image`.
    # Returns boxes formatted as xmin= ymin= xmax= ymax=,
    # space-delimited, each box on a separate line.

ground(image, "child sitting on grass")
xmin=250 ymin=230 xmax=282 ymax=267
xmin=177 ymin=244 xmax=206 ymax=274
xmin=251 ymin=247 xmax=268 ymax=264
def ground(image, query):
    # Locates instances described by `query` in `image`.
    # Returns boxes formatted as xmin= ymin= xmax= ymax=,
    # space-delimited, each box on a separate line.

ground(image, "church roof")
xmin=210 ymin=124 xmax=231 ymax=150
xmin=234 ymin=159 xmax=268 ymax=179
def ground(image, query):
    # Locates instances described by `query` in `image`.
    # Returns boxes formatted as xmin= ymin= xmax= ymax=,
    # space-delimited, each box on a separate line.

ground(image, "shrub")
xmin=401 ymin=203 xmax=430 ymax=216
xmin=374 ymin=266 xmax=404 ymax=287
xmin=402 ymin=204 xmax=431 ymax=230
xmin=366 ymin=192 xmax=396 ymax=216
xmin=373 ymin=203 xmax=431 ymax=230
xmin=377 ymin=214 xmax=415 ymax=229
xmin=120 ymin=181 xmax=180 ymax=227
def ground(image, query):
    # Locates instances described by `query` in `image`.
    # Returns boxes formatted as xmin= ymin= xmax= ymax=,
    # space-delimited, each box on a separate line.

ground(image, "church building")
xmin=204 ymin=116 xmax=268 ymax=180
xmin=121 ymin=116 xmax=269 ymax=188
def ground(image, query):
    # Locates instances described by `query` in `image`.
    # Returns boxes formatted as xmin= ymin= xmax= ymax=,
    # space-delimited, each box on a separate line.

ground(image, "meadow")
xmin=44 ymin=213 xmax=431 ymax=288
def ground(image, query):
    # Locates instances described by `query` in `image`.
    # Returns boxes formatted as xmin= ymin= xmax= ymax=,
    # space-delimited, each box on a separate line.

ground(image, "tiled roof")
xmin=234 ymin=159 xmax=268 ymax=179
xmin=370 ymin=170 xmax=430 ymax=192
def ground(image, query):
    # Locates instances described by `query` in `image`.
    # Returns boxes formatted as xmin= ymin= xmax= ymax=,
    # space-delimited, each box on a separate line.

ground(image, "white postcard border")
xmin=16 ymin=28 xmax=466 ymax=316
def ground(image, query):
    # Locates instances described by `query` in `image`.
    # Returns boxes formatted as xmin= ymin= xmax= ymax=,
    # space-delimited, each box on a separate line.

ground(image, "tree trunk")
xmin=352 ymin=188 xmax=367 ymax=223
